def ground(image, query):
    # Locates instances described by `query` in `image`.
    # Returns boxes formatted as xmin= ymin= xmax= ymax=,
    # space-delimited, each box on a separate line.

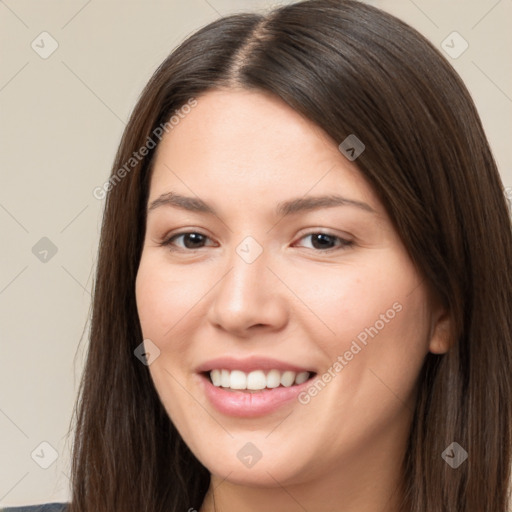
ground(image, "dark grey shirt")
xmin=1 ymin=504 xmax=68 ymax=512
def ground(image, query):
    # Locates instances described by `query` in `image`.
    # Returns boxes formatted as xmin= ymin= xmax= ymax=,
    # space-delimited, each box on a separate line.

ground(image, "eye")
xmin=159 ymin=231 xmax=214 ymax=251
xmin=158 ymin=230 xmax=354 ymax=252
xmin=294 ymin=231 xmax=354 ymax=251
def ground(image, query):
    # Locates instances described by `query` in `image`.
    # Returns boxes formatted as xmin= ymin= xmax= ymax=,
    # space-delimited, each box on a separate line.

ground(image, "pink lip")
xmin=198 ymin=373 xmax=315 ymax=418
xmin=195 ymin=356 xmax=314 ymax=373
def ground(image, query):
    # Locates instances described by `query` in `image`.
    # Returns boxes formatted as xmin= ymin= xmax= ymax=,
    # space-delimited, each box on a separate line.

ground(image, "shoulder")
xmin=1 ymin=504 xmax=69 ymax=512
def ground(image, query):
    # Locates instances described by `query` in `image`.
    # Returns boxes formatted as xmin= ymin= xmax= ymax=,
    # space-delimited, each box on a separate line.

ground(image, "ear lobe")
xmin=428 ymin=308 xmax=453 ymax=354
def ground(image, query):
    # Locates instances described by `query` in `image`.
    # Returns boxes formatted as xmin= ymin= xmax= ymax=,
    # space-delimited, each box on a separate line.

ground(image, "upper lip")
xmin=195 ymin=356 xmax=316 ymax=374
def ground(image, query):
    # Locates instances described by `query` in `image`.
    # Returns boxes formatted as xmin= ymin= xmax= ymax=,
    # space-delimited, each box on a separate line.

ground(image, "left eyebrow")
xmin=147 ymin=192 xmax=377 ymax=216
xmin=276 ymin=194 xmax=376 ymax=216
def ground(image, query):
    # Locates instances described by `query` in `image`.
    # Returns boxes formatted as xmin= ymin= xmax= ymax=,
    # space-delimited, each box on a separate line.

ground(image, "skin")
xmin=135 ymin=88 xmax=452 ymax=512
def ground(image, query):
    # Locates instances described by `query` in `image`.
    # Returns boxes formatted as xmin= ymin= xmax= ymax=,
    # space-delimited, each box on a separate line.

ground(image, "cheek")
xmin=292 ymin=254 xmax=431 ymax=393
xmin=285 ymin=257 xmax=430 ymax=456
xmin=135 ymin=255 xmax=205 ymax=343
xmin=135 ymin=256 xmax=207 ymax=426
xmin=289 ymin=254 xmax=424 ymax=337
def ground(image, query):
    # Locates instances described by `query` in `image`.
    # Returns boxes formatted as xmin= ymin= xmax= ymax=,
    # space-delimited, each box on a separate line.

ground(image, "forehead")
xmin=148 ymin=89 xmax=380 ymax=215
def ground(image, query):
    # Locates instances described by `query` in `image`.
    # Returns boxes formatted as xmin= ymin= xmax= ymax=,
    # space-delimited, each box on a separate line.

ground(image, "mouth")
xmin=195 ymin=356 xmax=319 ymax=416
xmin=202 ymin=369 xmax=317 ymax=393
xmin=199 ymin=369 xmax=318 ymax=417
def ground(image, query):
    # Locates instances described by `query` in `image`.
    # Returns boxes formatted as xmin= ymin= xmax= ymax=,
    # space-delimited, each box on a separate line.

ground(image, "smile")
xmin=196 ymin=370 xmax=317 ymax=418
xmin=207 ymin=369 xmax=313 ymax=391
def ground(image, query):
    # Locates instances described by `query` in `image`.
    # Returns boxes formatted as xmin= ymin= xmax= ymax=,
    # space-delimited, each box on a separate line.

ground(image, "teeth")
xmin=295 ymin=371 xmax=310 ymax=385
xmin=211 ymin=369 xmax=221 ymax=386
xmin=208 ymin=369 xmax=312 ymax=390
xmin=230 ymin=370 xmax=247 ymax=390
xmin=246 ymin=370 xmax=266 ymax=390
xmin=280 ymin=370 xmax=296 ymax=387
xmin=221 ymin=369 xmax=230 ymax=387
xmin=266 ymin=369 xmax=281 ymax=388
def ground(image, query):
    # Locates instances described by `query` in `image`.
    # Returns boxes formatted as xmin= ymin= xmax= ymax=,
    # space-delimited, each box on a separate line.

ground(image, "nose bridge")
xmin=208 ymin=233 xmax=287 ymax=333
xmin=222 ymin=234 xmax=270 ymax=306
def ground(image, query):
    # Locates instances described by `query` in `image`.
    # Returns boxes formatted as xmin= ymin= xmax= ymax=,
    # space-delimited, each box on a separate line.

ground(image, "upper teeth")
xmin=209 ymin=369 xmax=311 ymax=390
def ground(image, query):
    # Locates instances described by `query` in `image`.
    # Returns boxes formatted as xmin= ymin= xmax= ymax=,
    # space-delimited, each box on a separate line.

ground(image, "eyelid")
xmin=159 ymin=228 xmax=354 ymax=252
xmin=160 ymin=230 xmax=215 ymax=249
xmin=293 ymin=230 xmax=354 ymax=251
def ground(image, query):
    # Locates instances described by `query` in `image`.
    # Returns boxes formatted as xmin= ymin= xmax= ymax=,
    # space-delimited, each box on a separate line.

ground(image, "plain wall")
xmin=1 ymin=0 xmax=510 ymax=505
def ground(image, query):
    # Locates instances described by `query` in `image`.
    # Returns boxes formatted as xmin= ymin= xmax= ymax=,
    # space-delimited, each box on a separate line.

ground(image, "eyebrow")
xmin=147 ymin=192 xmax=376 ymax=216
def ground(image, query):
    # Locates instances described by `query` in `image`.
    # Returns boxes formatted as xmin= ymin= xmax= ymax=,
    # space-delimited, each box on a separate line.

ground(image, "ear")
xmin=428 ymin=305 xmax=453 ymax=354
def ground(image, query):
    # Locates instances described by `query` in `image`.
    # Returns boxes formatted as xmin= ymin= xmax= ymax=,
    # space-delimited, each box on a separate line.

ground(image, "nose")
xmin=206 ymin=239 xmax=289 ymax=337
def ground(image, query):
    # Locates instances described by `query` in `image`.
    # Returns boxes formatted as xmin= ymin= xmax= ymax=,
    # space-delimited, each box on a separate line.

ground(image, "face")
xmin=135 ymin=89 xmax=450 ymax=489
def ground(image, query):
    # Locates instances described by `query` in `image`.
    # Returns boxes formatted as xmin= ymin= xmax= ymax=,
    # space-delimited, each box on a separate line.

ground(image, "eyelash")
xmin=158 ymin=230 xmax=354 ymax=253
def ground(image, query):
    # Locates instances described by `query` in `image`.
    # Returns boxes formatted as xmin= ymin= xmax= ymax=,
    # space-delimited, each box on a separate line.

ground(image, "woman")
xmin=5 ymin=0 xmax=511 ymax=511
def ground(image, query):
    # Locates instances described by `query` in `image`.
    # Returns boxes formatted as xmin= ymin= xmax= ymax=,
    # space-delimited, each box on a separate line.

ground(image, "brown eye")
xmin=296 ymin=232 xmax=354 ymax=251
xmin=161 ymin=232 xmax=213 ymax=250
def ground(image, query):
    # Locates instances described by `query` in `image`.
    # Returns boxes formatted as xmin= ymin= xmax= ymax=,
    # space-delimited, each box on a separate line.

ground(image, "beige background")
xmin=1 ymin=0 xmax=510 ymax=506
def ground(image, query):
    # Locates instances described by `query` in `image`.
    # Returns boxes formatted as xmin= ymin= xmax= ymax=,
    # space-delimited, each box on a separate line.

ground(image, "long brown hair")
xmin=68 ymin=1 xmax=512 ymax=510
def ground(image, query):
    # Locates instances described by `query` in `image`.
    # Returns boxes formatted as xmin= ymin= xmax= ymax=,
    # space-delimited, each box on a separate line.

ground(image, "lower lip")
xmin=199 ymin=373 xmax=314 ymax=418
